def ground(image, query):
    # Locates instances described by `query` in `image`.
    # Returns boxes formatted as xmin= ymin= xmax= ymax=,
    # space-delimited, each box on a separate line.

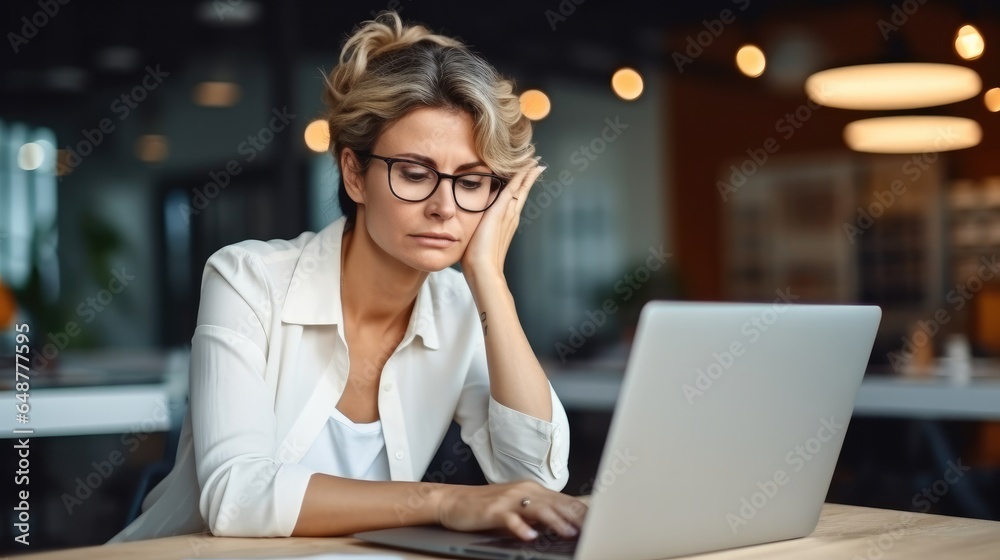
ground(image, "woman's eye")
xmin=458 ymin=180 xmax=482 ymax=190
xmin=402 ymin=171 xmax=431 ymax=181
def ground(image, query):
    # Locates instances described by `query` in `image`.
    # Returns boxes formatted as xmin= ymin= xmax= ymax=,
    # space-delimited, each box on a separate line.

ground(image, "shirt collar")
xmin=280 ymin=216 xmax=440 ymax=350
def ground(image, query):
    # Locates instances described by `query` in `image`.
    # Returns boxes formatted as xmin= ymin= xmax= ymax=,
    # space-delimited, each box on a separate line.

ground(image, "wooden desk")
xmin=14 ymin=503 xmax=1000 ymax=559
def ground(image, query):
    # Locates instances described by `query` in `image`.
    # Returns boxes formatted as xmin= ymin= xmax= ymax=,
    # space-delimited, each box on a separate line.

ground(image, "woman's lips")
xmin=411 ymin=235 xmax=458 ymax=248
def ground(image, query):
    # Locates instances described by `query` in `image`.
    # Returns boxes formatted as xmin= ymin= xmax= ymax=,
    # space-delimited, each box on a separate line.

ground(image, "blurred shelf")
xmin=0 ymin=348 xmax=189 ymax=438
xmin=0 ymin=384 xmax=173 ymax=438
xmin=548 ymin=361 xmax=1000 ymax=420
xmin=854 ymin=374 xmax=1000 ymax=420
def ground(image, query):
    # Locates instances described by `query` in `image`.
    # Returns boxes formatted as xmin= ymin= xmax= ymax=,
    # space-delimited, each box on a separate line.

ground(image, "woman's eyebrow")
xmin=394 ymin=152 xmax=487 ymax=172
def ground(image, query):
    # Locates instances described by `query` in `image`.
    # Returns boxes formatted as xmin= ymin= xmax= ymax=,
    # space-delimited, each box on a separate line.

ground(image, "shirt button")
xmin=382 ymin=382 xmax=394 ymax=392
xmin=395 ymin=450 xmax=405 ymax=460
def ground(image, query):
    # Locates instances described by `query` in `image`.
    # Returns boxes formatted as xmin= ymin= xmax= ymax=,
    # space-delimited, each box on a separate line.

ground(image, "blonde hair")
xmin=320 ymin=10 xmax=535 ymax=223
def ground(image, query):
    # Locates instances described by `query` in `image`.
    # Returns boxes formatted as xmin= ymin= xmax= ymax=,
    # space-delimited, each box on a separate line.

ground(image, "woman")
xmin=108 ymin=10 xmax=585 ymax=544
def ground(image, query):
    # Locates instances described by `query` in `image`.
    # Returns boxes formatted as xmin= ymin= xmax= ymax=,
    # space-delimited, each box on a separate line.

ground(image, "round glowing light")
xmin=735 ymin=45 xmax=766 ymax=78
xmin=985 ymin=88 xmax=1000 ymax=112
xmin=17 ymin=143 xmax=45 ymax=171
xmin=519 ymin=90 xmax=551 ymax=121
xmin=844 ymin=116 xmax=981 ymax=154
xmin=955 ymin=24 xmax=985 ymax=60
xmin=135 ymin=135 xmax=169 ymax=162
xmin=611 ymin=68 xmax=644 ymax=100
xmin=304 ymin=119 xmax=330 ymax=153
xmin=806 ymin=63 xmax=981 ymax=110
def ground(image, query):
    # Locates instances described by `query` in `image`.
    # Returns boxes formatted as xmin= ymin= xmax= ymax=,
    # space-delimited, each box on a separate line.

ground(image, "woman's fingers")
xmin=440 ymin=482 xmax=589 ymax=543
xmin=504 ymin=511 xmax=539 ymax=541
xmin=554 ymin=497 xmax=588 ymax=529
xmin=507 ymin=161 xmax=546 ymax=195
xmin=509 ymin=485 xmax=582 ymax=540
xmin=520 ymin=162 xmax=546 ymax=191
xmin=507 ymin=163 xmax=546 ymax=219
xmin=528 ymin=505 xmax=578 ymax=539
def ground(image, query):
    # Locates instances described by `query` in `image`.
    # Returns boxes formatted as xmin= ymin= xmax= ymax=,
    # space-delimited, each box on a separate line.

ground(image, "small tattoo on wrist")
xmin=480 ymin=312 xmax=488 ymax=336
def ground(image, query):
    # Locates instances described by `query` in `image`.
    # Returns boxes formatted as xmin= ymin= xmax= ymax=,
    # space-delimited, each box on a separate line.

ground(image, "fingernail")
xmin=538 ymin=165 xmax=548 ymax=171
xmin=525 ymin=528 xmax=539 ymax=540
xmin=566 ymin=526 xmax=578 ymax=537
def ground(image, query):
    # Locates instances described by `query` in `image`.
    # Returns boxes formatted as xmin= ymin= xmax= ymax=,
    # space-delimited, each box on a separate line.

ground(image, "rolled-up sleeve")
xmin=453 ymin=336 xmax=570 ymax=491
xmin=190 ymin=246 xmax=316 ymax=537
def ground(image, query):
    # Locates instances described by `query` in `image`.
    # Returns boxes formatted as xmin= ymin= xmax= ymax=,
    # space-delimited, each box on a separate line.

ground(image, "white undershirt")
xmin=297 ymin=407 xmax=391 ymax=481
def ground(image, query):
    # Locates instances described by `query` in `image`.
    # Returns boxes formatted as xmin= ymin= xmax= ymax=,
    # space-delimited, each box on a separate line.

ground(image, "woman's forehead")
xmin=376 ymin=108 xmax=481 ymax=164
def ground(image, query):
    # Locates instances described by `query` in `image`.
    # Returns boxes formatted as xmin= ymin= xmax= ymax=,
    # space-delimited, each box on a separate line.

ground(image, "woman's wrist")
xmin=461 ymin=259 xmax=502 ymax=281
xmin=428 ymin=482 xmax=453 ymax=525
xmin=463 ymin=266 xmax=507 ymax=297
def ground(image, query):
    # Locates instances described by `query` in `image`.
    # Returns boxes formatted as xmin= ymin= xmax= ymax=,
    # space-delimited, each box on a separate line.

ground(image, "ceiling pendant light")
xmin=805 ymin=63 xmax=981 ymax=110
xmin=843 ymin=116 xmax=981 ymax=154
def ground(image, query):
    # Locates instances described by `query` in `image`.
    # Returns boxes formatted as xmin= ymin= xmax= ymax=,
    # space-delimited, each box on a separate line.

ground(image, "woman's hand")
xmin=436 ymin=480 xmax=587 ymax=541
xmin=460 ymin=161 xmax=547 ymax=280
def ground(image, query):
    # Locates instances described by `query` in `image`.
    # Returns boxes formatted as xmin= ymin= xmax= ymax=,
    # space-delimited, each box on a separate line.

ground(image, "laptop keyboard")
xmin=472 ymin=534 xmax=579 ymax=555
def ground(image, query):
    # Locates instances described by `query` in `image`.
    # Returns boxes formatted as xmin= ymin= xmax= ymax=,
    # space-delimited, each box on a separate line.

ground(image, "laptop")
xmin=354 ymin=301 xmax=882 ymax=560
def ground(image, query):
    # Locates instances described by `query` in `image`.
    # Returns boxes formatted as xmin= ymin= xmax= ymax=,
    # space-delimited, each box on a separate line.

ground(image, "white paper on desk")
xmin=183 ymin=555 xmax=405 ymax=560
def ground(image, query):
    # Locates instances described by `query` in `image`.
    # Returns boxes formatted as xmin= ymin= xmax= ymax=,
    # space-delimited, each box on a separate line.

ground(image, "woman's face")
xmin=349 ymin=106 xmax=492 ymax=273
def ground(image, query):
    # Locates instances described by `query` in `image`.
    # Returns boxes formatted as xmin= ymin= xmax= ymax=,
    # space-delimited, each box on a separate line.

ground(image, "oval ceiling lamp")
xmin=193 ymin=81 xmax=242 ymax=107
xmin=805 ymin=63 xmax=982 ymax=110
xmin=843 ymin=116 xmax=981 ymax=153
xmin=135 ymin=134 xmax=169 ymax=163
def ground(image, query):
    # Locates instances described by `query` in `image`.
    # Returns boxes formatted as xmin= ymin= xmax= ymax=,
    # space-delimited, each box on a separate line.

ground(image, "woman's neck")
xmin=340 ymin=219 xmax=427 ymax=337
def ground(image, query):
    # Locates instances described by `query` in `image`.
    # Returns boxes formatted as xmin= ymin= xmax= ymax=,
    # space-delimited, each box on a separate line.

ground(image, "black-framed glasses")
xmin=358 ymin=151 xmax=508 ymax=212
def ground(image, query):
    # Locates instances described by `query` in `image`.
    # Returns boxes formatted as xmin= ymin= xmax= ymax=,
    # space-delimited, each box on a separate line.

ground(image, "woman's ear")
xmin=340 ymin=148 xmax=366 ymax=204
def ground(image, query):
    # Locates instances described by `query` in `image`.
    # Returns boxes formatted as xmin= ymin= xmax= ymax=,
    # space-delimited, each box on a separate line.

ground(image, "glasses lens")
xmin=387 ymin=160 xmax=504 ymax=211
xmin=454 ymin=174 xmax=503 ymax=211
xmin=389 ymin=161 xmax=438 ymax=201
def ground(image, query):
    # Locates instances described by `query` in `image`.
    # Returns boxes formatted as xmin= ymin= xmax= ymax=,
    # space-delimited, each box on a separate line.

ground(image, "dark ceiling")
xmin=1 ymin=0 xmax=997 ymax=112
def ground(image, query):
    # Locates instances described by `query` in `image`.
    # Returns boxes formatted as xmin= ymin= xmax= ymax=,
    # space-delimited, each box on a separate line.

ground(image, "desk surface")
xmin=14 ymin=503 xmax=1000 ymax=559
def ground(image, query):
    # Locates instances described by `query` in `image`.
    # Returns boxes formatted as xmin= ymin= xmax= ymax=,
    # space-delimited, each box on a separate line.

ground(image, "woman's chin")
xmin=409 ymin=252 xmax=460 ymax=273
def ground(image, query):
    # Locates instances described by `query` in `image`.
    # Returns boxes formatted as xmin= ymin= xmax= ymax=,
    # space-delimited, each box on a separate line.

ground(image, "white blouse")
xmin=298 ymin=407 xmax=390 ymax=481
xmin=107 ymin=215 xmax=570 ymax=543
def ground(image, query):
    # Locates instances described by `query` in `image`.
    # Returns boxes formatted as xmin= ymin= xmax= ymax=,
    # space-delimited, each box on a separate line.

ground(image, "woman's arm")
xmin=458 ymin=162 xmax=553 ymax=421
xmin=291 ymin=475 xmax=443 ymax=536
xmin=464 ymin=271 xmax=552 ymax=421
xmin=191 ymin=247 xmax=318 ymax=538
xmin=292 ymin=474 xmax=585 ymax=540
xmin=454 ymin=163 xmax=569 ymax=489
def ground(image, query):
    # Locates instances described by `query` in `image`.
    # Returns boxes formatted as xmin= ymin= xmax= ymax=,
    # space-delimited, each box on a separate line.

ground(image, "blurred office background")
xmin=1 ymin=0 xmax=999 ymax=552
